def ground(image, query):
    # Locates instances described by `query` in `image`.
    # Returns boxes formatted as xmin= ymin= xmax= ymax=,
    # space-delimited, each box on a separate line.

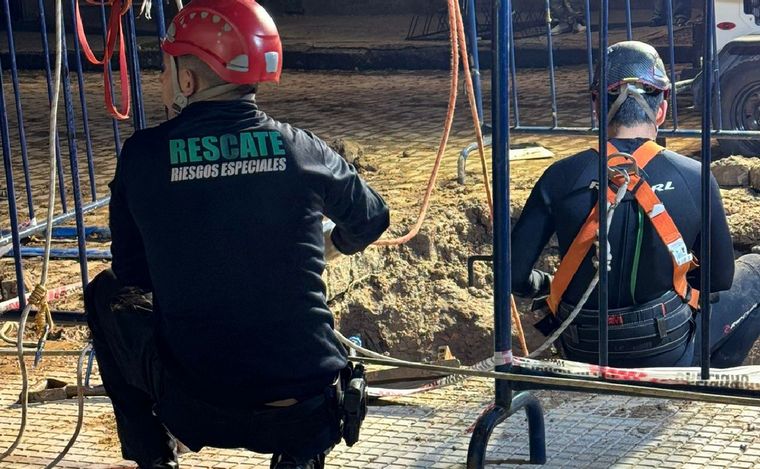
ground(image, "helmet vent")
xmin=166 ymin=23 xmax=176 ymax=41
xmin=227 ymin=54 xmax=250 ymax=72
xmin=265 ymin=52 xmax=279 ymax=73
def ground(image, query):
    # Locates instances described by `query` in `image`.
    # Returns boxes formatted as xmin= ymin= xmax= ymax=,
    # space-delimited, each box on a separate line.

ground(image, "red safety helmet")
xmin=162 ymin=0 xmax=282 ymax=85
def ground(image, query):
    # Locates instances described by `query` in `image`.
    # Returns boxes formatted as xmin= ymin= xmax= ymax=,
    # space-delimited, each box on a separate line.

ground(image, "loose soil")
xmin=2 ymin=69 xmax=759 ymax=381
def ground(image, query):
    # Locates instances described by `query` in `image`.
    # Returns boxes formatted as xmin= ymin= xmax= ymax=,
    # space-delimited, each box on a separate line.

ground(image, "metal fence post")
xmin=466 ymin=1 xmax=546 ymax=465
xmin=699 ymin=0 xmax=715 ymax=380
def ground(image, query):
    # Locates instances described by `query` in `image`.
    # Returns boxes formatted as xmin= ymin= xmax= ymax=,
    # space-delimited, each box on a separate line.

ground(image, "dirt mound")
xmin=333 ymin=200 xmax=497 ymax=364
xmin=721 ymin=188 xmax=760 ymax=248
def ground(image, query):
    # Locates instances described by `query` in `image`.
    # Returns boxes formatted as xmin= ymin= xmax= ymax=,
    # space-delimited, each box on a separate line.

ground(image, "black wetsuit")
xmin=512 ymin=138 xmax=760 ymax=367
xmin=85 ymin=98 xmax=389 ymax=466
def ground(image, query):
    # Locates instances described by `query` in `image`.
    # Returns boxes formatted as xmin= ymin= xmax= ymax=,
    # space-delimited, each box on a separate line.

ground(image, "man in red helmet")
xmin=511 ymin=41 xmax=760 ymax=368
xmin=84 ymin=1 xmax=389 ymax=468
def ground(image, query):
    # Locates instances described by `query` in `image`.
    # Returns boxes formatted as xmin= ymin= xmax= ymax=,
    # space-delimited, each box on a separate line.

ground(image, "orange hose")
xmin=369 ymin=0 xmax=528 ymax=352
xmin=511 ymin=295 xmax=530 ymax=356
xmin=453 ymin=0 xmax=493 ymax=219
xmin=454 ymin=2 xmax=527 ymax=354
xmin=373 ymin=0 xmax=459 ymax=246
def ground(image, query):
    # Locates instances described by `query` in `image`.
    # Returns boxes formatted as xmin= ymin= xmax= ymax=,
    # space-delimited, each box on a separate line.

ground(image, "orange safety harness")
xmin=74 ymin=0 xmax=132 ymax=120
xmin=547 ymin=140 xmax=700 ymax=315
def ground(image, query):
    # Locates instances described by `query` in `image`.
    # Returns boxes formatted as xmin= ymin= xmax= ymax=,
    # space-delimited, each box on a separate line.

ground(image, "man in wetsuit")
xmin=511 ymin=40 xmax=760 ymax=368
xmin=83 ymin=1 xmax=389 ymax=468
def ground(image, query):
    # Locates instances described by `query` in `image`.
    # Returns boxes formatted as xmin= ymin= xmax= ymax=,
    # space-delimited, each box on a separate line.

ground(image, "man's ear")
xmin=655 ymin=99 xmax=668 ymax=127
xmin=178 ymin=68 xmax=197 ymax=97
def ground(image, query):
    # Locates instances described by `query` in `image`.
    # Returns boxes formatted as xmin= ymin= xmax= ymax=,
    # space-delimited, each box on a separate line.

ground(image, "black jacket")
xmin=511 ymin=138 xmax=734 ymax=309
xmin=109 ymin=98 xmax=389 ymax=404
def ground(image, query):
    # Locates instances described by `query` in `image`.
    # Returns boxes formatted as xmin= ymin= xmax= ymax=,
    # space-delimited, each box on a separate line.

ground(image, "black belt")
xmin=558 ymin=291 xmax=694 ymax=359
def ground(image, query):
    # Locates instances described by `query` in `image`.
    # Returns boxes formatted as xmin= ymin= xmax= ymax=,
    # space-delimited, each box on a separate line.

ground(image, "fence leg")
xmin=467 ymin=390 xmax=546 ymax=468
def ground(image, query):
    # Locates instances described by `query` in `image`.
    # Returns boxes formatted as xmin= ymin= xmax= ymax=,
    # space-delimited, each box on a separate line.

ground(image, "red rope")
xmin=74 ymin=0 xmax=132 ymax=120
xmin=373 ymin=0 xmax=460 ymax=246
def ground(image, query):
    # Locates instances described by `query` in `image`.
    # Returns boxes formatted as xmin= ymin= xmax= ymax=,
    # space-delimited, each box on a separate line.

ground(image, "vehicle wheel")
xmin=716 ymin=57 xmax=760 ymax=156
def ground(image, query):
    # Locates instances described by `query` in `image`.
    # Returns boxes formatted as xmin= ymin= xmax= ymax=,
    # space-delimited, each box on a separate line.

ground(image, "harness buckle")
xmin=666 ymin=238 xmax=693 ymax=266
xmin=607 ymin=152 xmax=640 ymax=179
xmin=656 ymin=317 xmax=668 ymax=339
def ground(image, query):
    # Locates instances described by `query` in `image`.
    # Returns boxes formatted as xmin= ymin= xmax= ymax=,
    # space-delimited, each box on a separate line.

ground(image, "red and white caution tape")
xmin=0 ymin=283 xmax=83 ymax=314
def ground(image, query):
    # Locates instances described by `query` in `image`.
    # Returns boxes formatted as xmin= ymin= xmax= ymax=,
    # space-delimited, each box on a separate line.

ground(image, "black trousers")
xmin=85 ymin=270 xmax=342 ymax=468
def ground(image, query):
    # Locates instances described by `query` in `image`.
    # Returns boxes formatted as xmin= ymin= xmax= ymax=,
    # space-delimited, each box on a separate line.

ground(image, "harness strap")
xmin=74 ymin=0 xmax=132 ymax=120
xmin=607 ymin=83 xmax=659 ymax=125
xmin=632 ymin=178 xmax=700 ymax=309
xmin=547 ymin=140 xmax=700 ymax=314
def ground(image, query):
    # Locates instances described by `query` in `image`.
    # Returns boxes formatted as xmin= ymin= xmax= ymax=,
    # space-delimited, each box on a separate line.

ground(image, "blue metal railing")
xmin=0 ymin=2 xmax=164 ymax=310
xmin=466 ymin=1 xmax=737 ymax=465
xmin=37 ymin=0 xmax=69 ymax=213
xmin=2 ymin=0 xmax=34 ymax=222
xmin=597 ymin=0 xmax=611 ymax=367
xmin=699 ymin=0 xmax=716 ymax=381
xmin=0 ymin=46 xmax=27 ymax=310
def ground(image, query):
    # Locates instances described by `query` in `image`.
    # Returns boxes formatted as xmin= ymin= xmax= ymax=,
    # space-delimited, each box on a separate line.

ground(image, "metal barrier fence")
xmin=465 ymin=0 xmax=760 ymax=466
xmin=1 ymin=0 xmax=759 ymax=467
xmin=0 ymin=0 xmax=166 ymax=312
xmin=459 ymin=0 xmax=760 ymax=181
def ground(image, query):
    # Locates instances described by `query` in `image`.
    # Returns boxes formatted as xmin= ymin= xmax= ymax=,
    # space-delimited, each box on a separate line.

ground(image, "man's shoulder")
xmin=121 ymin=123 xmax=172 ymax=159
xmin=255 ymin=112 xmax=323 ymax=146
xmin=656 ymin=148 xmax=700 ymax=172
xmin=542 ymin=148 xmax=597 ymax=180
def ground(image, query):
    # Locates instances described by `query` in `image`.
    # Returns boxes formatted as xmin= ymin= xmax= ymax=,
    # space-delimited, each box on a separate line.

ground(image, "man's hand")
xmin=324 ymin=220 xmax=342 ymax=262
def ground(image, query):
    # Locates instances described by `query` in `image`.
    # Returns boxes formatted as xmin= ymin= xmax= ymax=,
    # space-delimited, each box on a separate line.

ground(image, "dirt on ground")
xmin=1 ymin=69 xmax=759 ymax=376
xmin=327 ymin=143 xmax=760 ymax=367
xmin=3 ymin=141 xmax=760 ymax=370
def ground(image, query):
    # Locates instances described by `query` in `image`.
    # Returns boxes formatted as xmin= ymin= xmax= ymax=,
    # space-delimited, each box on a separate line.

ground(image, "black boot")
xmin=270 ymin=453 xmax=325 ymax=469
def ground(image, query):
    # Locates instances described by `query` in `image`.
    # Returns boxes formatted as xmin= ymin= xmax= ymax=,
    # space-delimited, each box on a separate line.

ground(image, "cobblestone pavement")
xmin=2 ymin=366 xmax=760 ymax=468
xmin=1 ymin=69 xmax=747 ymax=468
xmin=0 ymin=66 xmax=702 ymax=222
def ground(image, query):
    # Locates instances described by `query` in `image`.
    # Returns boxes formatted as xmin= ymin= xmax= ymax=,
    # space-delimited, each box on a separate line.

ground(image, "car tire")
xmin=716 ymin=56 xmax=760 ymax=156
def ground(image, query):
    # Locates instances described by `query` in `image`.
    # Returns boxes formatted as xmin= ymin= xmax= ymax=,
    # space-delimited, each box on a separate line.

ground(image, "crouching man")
xmin=84 ymin=1 xmax=389 ymax=468
xmin=512 ymin=41 xmax=760 ymax=368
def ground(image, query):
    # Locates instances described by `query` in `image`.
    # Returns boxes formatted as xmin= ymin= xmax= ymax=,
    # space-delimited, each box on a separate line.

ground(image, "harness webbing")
xmin=547 ymin=140 xmax=700 ymax=314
